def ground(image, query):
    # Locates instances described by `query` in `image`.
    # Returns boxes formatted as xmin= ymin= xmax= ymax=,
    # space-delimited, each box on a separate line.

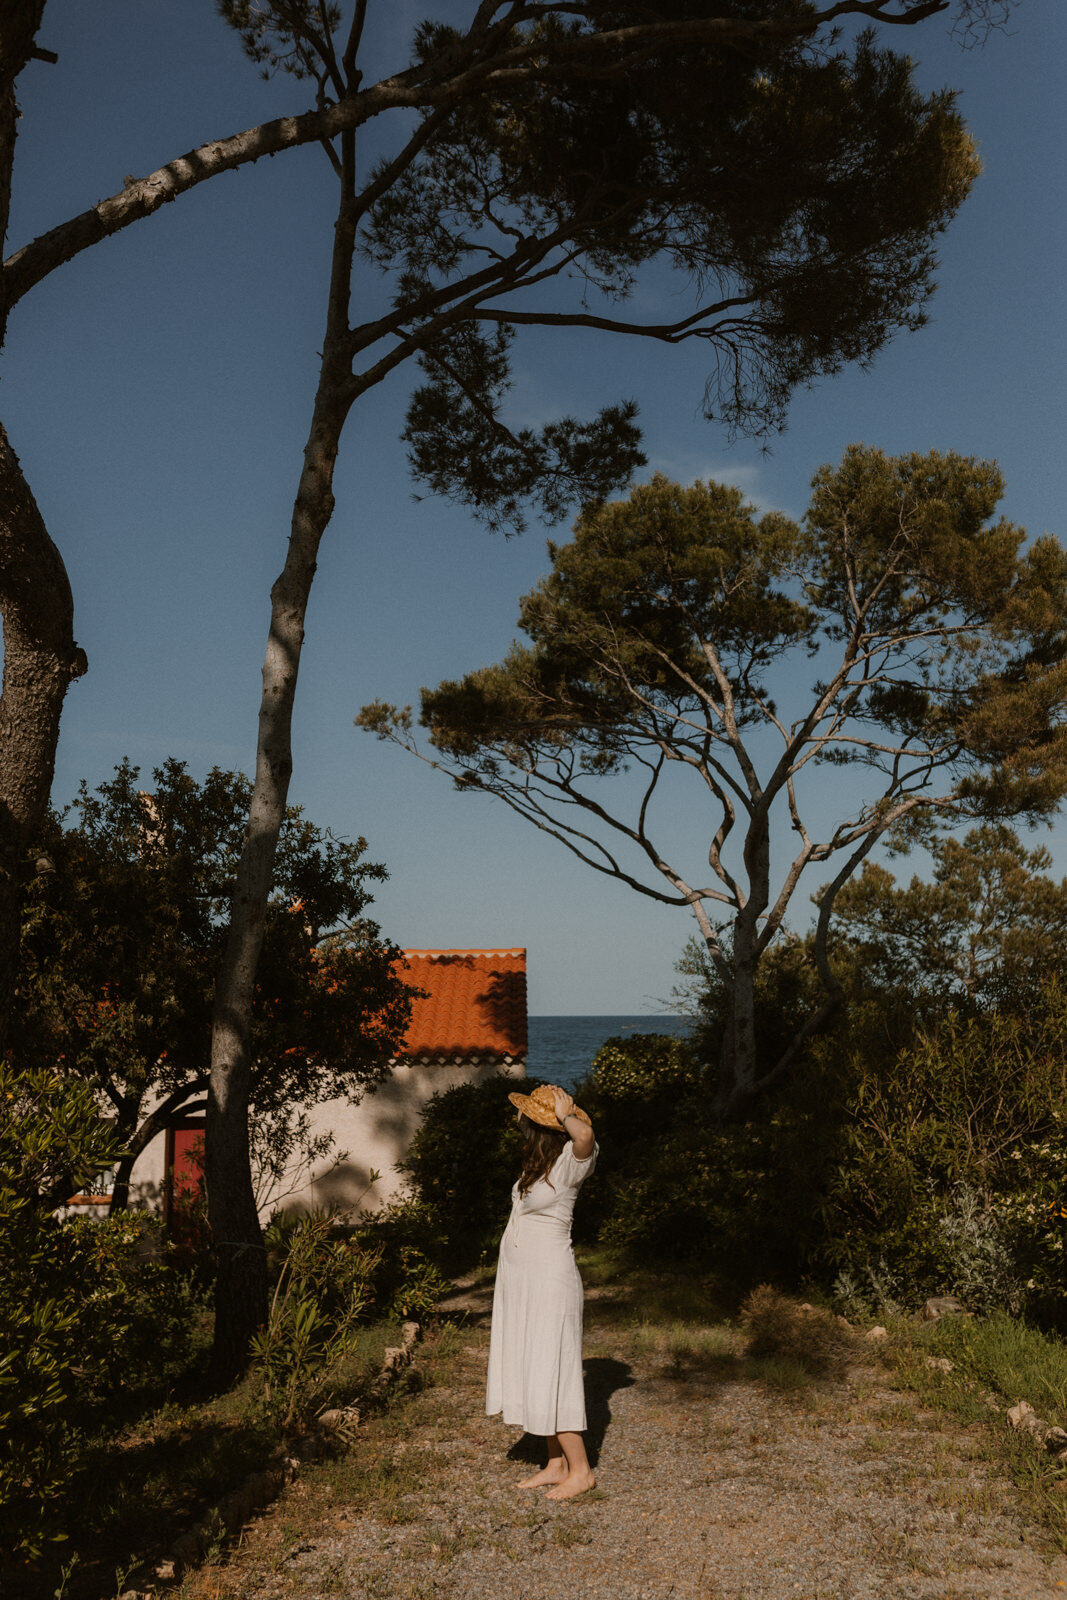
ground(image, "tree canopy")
xmin=832 ymin=823 xmax=1067 ymax=1009
xmin=360 ymin=448 xmax=1067 ymax=1106
xmin=14 ymin=759 xmax=412 ymax=1208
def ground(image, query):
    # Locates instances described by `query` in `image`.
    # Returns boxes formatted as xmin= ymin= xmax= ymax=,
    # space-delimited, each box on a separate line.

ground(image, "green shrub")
xmin=572 ymin=1034 xmax=704 ymax=1246
xmin=813 ymin=995 xmax=1067 ymax=1319
xmin=63 ymin=1211 xmax=206 ymax=1400
xmin=386 ymin=1244 xmax=450 ymax=1321
xmin=991 ymin=1126 xmax=1067 ymax=1327
xmin=395 ymin=1073 xmax=523 ymax=1269
xmin=584 ymin=1032 xmax=699 ymax=1110
xmin=0 ymin=1063 xmax=122 ymax=1558
xmin=580 ymin=1034 xmax=833 ymax=1282
xmin=254 ymin=1210 xmax=385 ymax=1427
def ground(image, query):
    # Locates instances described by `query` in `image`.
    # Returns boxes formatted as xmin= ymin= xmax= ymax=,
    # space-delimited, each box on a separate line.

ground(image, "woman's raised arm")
xmin=549 ymin=1086 xmax=595 ymax=1160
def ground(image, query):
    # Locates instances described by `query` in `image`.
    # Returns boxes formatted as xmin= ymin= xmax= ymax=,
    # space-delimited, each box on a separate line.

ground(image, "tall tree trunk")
xmin=206 ymin=143 xmax=357 ymax=1376
xmin=0 ymin=8 xmax=82 ymax=1046
xmin=718 ymin=812 xmax=771 ymax=1113
xmin=0 ymin=426 xmax=85 ymax=1045
xmin=719 ymin=927 xmax=759 ymax=1111
xmin=1 ymin=6 xmax=49 ymax=318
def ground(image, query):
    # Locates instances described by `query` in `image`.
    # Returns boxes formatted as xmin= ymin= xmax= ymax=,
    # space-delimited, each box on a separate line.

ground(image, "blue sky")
xmin=5 ymin=1 xmax=1065 ymax=1012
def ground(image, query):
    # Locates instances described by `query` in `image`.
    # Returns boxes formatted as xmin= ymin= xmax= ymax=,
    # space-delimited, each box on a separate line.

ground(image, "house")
xmin=125 ymin=947 xmax=528 ymax=1220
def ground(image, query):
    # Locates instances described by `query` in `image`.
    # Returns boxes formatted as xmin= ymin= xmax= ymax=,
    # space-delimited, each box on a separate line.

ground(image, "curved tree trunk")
xmin=108 ymin=1079 xmax=209 ymax=1214
xmin=206 ymin=138 xmax=358 ymax=1376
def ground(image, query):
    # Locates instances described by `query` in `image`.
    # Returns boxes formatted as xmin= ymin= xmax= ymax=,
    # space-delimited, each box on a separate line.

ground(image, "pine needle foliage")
xmin=360 ymin=448 xmax=1067 ymax=1103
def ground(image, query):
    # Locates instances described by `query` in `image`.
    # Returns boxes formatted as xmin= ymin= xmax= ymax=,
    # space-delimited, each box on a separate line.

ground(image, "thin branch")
xmin=342 ymin=0 xmax=369 ymax=80
xmin=4 ymin=0 xmax=951 ymax=310
xmin=474 ymin=295 xmax=757 ymax=344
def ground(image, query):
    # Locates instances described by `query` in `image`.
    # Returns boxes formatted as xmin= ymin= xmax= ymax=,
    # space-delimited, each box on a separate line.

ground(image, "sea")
xmin=526 ymin=1014 xmax=692 ymax=1092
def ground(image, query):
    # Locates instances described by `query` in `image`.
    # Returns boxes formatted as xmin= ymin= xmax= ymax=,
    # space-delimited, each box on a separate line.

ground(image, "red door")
xmin=166 ymin=1121 xmax=206 ymax=1222
xmin=172 ymin=1125 xmax=205 ymax=1197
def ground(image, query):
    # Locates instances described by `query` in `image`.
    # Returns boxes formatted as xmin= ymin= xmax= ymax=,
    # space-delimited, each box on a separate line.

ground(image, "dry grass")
xmin=740 ymin=1285 xmax=856 ymax=1381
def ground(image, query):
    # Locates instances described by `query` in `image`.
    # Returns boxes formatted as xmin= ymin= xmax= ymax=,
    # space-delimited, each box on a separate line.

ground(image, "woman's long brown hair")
xmin=516 ymin=1115 xmax=567 ymax=1197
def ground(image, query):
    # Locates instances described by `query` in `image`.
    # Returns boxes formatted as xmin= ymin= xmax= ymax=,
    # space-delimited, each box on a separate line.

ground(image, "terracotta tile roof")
xmin=393 ymin=949 xmax=527 ymax=1065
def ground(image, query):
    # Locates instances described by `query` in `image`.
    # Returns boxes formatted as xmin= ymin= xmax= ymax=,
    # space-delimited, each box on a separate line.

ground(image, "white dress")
xmin=485 ymin=1138 xmax=599 ymax=1436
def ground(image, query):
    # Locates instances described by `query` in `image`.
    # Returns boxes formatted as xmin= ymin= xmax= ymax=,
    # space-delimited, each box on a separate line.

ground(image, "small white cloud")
xmin=648 ymin=455 xmax=773 ymax=505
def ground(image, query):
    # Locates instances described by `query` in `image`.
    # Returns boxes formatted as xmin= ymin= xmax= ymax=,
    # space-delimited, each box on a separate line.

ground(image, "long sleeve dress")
xmin=485 ymin=1137 xmax=599 ymax=1437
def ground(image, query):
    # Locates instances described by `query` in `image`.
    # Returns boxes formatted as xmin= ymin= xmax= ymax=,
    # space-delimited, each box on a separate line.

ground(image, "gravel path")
xmin=201 ymin=1282 xmax=1067 ymax=1600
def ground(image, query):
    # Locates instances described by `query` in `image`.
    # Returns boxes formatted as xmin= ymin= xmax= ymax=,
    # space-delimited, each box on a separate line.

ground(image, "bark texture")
xmin=207 ymin=125 xmax=358 ymax=1372
xmin=0 ymin=425 xmax=85 ymax=1042
xmin=0 ymin=7 xmax=87 ymax=1042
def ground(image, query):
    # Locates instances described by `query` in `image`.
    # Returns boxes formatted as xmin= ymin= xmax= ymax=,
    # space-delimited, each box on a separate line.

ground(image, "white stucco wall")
xmin=126 ymin=1057 xmax=526 ymax=1220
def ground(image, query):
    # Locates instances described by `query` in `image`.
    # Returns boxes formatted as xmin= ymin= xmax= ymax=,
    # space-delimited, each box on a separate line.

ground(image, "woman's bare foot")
xmin=545 ymin=1468 xmax=596 ymax=1500
xmin=518 ymin=1461 xmax=568 ymax=1488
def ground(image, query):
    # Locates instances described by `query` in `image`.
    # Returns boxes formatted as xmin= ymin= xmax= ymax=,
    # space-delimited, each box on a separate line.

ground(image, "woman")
xmin=485 ymin=1080 xmax=599 ymax=1500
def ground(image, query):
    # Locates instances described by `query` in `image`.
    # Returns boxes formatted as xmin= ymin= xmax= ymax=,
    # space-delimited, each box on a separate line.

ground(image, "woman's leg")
xmin=518 ymin=1434 xmax=567 ymax=1487
xmin=544 ymin=1431 xmax=596 ymax=1499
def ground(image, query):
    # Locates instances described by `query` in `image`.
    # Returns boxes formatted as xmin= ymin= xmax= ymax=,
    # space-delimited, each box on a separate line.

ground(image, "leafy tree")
xmin=360 ymin=451 xmax=1067 ymax=1109
xmin=13 ymin=758 xmax=412 ymax=1211
xmin=674 ymin=824 xmax=1067 ymax=1087
xmin=830 ymin=823 xmax=1067 ymax=1009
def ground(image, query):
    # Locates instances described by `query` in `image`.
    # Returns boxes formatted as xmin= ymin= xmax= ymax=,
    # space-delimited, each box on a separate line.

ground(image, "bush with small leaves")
xmin=63 ymin=1211 xmax=206 ymax=1400
xmin=395 ymin=1073 xmax=523 ymax=1270
xmin=0 ymin=1063 xmax=121 ymax=1558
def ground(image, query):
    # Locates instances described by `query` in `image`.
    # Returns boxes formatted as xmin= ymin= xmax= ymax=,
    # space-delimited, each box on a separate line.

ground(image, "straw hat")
xmin=508 ymin=1082 xmax=592 ymax=1131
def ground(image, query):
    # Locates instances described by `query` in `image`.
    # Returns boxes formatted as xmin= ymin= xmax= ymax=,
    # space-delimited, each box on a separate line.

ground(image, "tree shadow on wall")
xmin=476 ymin=967 xmax=528 ymax=1053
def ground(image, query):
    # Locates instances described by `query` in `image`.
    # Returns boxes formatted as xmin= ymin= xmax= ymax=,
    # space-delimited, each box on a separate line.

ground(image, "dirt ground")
xmin=183 ymin=1278 xmax=1067 ymax=1600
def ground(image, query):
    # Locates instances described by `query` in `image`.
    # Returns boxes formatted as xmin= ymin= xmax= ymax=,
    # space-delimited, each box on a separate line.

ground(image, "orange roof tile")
xmin=394 ymin=949 xmax=527 ymax=1064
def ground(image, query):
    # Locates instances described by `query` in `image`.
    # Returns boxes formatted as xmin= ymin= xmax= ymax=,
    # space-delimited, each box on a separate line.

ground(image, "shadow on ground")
xmin=504 ymin=1355 xmax=636 ymax=1469
xmin=1 ymin=1411 xmax=274 ymax=1600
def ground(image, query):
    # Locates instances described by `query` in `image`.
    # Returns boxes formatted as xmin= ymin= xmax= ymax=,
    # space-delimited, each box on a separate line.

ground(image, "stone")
xmin=317 ymin=1406 xmax=360 ymax=1443
xmin=1007 ymin=1400 xmax=1041 ymax=1434
xmin=402 ymin=1320 xmax=421 ymax=1347
xmin=170 ymin=1530 xmax=204 ymax=1569
xmin=221 ymin=1484 xmax=256 ymax=1533
xmin=865 ymin=1325 xmax=889 ymax=1343
xmin=154 ymin=1560 xmax=177 ymax=1583
xmin=922 ymin=1295 xmax=967 ymax=1321
xmin=1045 ymin=1426 xmax=1067 ymax=1454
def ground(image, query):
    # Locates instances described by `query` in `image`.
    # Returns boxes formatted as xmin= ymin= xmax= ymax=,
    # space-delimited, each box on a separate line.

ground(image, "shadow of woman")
xmin=506 ymin=1356 xmax=635 ymax=1468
